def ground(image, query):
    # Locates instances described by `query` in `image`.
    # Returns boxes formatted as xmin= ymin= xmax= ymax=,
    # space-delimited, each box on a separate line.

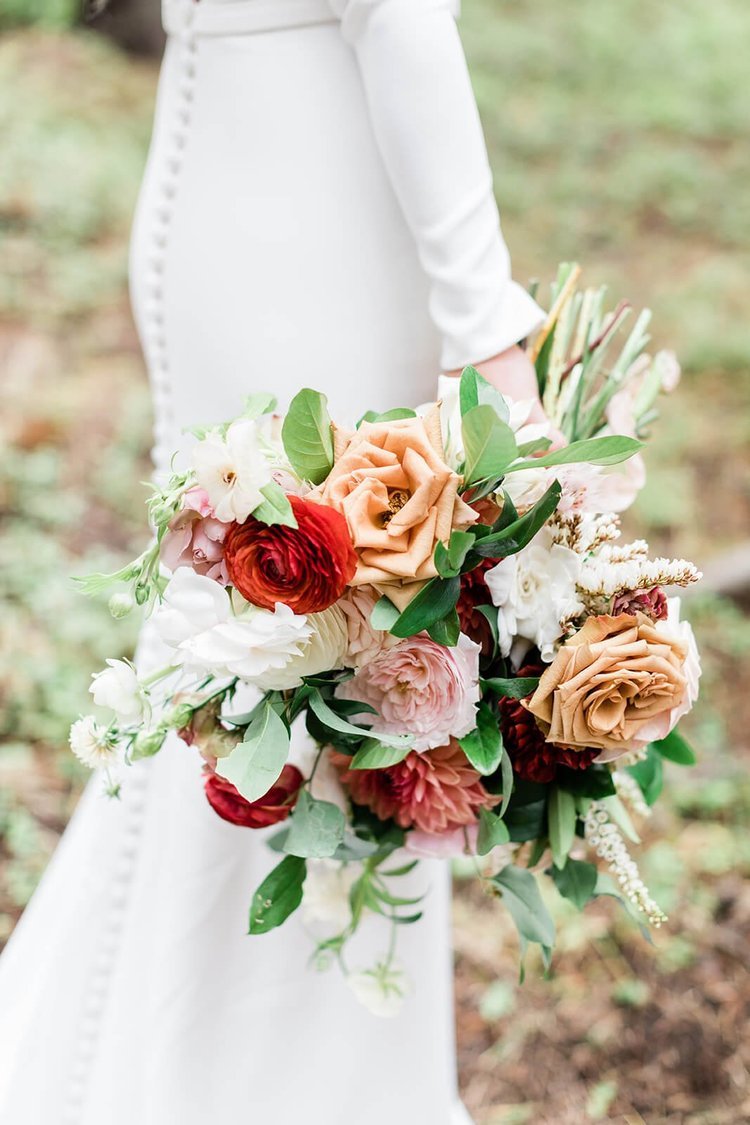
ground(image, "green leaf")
xmin=492 ymin=864 xmax=556 ymax=959
xmin=548 ymin=787 xmax=578 ymax=869
xmin=461 ymin=405 xmax=519 ymax=485
xmin=473 ymin=480 xmax=562 ymax=558
xmin=459 ymin=365 xmax=510 ymax=421
xmin=550 ymin=858 xmax=598 ymax=909
xmin=556 ymin=766 xmax=616 ymax=799
xmin=459 ymin=702 xmax=503 ymax=775
xmin=499 ymin=746 xmax=514 ymax=818
xmin=215 ymin=702 xmax=290 ymax=803
xmin=434 ymin=530 xmax=476 ymax=578
xmin=503 ymin=435 xmax=642 ymax=474
xmin=652 ymin=728 xmax=697 ymax=765
xmin=390 ymin=576 xmax=460 ymax=638
xmin=240 ymin=391 xmax=277 ymax=420
xmin=477 ymin=807 xmax=511 ymax=855
xmin=358 ymin=407 xmax=417 ymax=424
xmin=248 ymin=855 xmax=306 ymax=934
xmin=602 ymin=794 xmax=641 ymax=843
xmin=370 ymin=595 xmax=400 ymax=632
xmin=628 ymin=747 xmax=664 ymax=806
xmin=349 ymin=738 xmax=412 ymax=770
xmin=284 ymin=790 xmax=346 ymax=858
xmin=250 ymin=480 xmax=298 ymax=527
xmin=516 ymin=437 xmax=552 ymax=458
xmin=308 ymin=690 xmax=413 ymax=751
xmin=281 ymin=388 xmax=334 ymax=484
xmin=505 ymin=798 xmax=545 ymax=842
xmin=483 ymin=676 xmax=540 ymax=700
xmin=427 ymin=607 xmax=460 ymax=647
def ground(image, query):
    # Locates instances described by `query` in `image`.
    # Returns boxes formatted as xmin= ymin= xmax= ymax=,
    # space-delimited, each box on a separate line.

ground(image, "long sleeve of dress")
xmin=328 ymin=0 xmax=545 ymax=370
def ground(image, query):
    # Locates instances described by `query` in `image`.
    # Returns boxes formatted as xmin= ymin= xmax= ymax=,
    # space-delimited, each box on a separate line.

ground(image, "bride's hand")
xmin=446 ymin=344 xmax=565 ymax=449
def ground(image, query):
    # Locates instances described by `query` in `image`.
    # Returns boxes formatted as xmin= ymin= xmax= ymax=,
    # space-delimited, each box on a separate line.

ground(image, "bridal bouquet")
xmin=72 ymin=266 xmax=701 ymax=1013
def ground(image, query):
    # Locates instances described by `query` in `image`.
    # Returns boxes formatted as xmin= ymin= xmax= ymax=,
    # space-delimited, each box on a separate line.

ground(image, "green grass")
xmin=462 ymin=0 xmax=750 ymax=372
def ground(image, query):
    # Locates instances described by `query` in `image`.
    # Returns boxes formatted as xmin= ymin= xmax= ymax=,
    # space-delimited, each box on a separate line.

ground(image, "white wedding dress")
xmin=0 ymin=2 xmax=542 ymax=1122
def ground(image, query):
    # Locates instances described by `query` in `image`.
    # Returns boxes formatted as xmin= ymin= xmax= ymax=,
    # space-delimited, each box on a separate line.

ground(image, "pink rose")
xmin=336 ymin=633 xmax=480 ymax=752
xmin=337 ymin=585 xmax=399 ymax=668
xmin=161 ymin=495 xmax=229 ymax=584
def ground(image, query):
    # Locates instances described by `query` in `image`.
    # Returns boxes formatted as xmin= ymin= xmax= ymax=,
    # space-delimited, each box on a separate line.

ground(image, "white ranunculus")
xmin=252 ymin=604 xmax=349 ymax=691
xmin=302 ymin=859 xmax=358 ymax=931
xmin=69 ymin=715 xmax=119 ymax=769
xmin=485 ymin=527 xmax=583 ymax=662
xmin=89 ymin=659 xmax=144 ymax=722
xmin=347 ymin=963 xmax=408 ymax=1018
xmin=192 ymin=419 xmax=272 ymax=523
xmin=153 ymin=569 xmax=311 ymax=681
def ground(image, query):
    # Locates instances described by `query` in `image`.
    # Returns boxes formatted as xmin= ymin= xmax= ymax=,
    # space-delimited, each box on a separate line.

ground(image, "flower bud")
xmin=165 ymin=701 xmax=197 ymax=730
xmin=108 ymin=592 xmax=135 ymax=619
xmin=131 ymin=728 xmax=166 ymax=760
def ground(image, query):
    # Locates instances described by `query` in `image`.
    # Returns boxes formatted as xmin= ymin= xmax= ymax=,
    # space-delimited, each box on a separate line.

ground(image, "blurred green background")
xmin=0 ymin=1 xmax=748 ymax=1121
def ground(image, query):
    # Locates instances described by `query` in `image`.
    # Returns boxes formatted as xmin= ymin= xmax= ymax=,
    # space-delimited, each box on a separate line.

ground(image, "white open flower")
xmin=253 ymin=604 xmax=349 ymax=690
xmin=347 ymin=962 xmax=408 ymax=1018
xmin=69 ymin=716 xmax=120 ymax=769
xmin=154 ymin=569 xmax=311 ymax=681
xmin=89 ymin=659 xmax=144 ymax=723
xmin=302 ymin=859 xmax=358 ymax=931
xmin=192 ymin=419 xmax=272 ymax=522
xmin=435 ymin=374 xmax=550 ymax=472
xmin=485 ymin=527 xmax=583 ymax=662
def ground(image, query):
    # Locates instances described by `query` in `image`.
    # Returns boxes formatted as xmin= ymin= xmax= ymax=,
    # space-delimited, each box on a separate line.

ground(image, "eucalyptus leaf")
xmin=240 ymin=392 xmax=277 ymax=420
xmin=349 ymin=738 xmax=412 ymax=770
xmin=473 ymin=481 xmax=562 ymax=558
xmin=248 ymin=855 xmax=306 ymax=934
xmin=477 ymin=807 xmax=511 ymax=856
xmin=358 ymin=407 xmax=417 ymax=424
xmin=492 ymin=864 xmax=556 ymax=959
xmin=550 ymin=857 xmax=598 ymax=910
xmin=461 ymin=404 xmax=518 ymax=484
xmin=284 ymin=790 xmax=346 ymax=859
xmin=548 ymin=787 xmax=578 ymax=869
xmin=427 ymin=608 xmax=460 ymax=647
xmin=308 ymin=690 xmax=413 ymax=750
xmin=503 ymin=434 xmax=642 ymax=474
xmin=459 ymin=702 xmax=504 ymax=775
xmin=483 ymin=676 xmax=540 ymax=700
xmin=652 ymin=728 xmax=697 ymax=765
xmin=390 ymin=576 xmax=460 ymax=638
xmin=434 ymin=530 xmax=476 ymax=578
xmin=215 ymin=702 xmax=290 ymax=803
xmin=370 ymin=595 xmax=400 ymax=632
xmin=251 ymin=480 xmax=298 ymax=527
xmin=281 ymin=388 xmax=334 ymax=484
xmin=459 ymin=365 xmax=510 ymax=421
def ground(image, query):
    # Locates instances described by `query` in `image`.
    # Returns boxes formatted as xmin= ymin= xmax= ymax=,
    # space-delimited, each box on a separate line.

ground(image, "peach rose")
xmin=311 ymin=408 xmax=476 ymax=610
xmin=525 ymin=612 xmax=694 ymax=761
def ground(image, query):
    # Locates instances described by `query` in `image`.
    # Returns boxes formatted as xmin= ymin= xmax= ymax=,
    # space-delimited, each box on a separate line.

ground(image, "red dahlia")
xmin=204 ymin=764 xmax=303 ymax=828
xmin=224 ymin=494 xmax=357 ymax=614
xmin=498 ymin=661 xmax=597 ymax=783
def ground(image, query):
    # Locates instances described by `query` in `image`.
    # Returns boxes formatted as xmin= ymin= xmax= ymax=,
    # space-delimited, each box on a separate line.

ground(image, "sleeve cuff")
xmin=439 ymin=280 xmax=546 ymax=371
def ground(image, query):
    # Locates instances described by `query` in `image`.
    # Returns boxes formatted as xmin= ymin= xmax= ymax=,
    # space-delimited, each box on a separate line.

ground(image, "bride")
xmin=0 ymin=1 xmax=546 ymax=1121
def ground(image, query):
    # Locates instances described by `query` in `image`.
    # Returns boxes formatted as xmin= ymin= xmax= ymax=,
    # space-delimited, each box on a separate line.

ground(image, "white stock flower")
xmin=192 ymin=419 xmax=272 ymax=522
xmin=302 ymin=859 xmax=358 ymax=931
xmin=253 ymin=604 xmax=349 ymax=691
xmin=154 ymin=568 xmax=311 ymax=681
xmin=347 ymin=962 xmax=408 ymax=1018
xmin=69 ymin=716 xmax=120 ymax=769
xmin=89 ymin=659 xmax=144 ymax=723
xmin=485 ymin=527 xmax=584 ymax=662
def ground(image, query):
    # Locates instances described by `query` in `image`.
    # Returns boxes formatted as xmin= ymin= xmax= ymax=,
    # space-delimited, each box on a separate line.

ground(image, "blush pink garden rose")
xmin=161 ymin=487 xmax=229 ymax=583
xmin=337 ymin=585 xmax=400 ymax=668
xmin=336 ymin=633 xmax=480 ymax=752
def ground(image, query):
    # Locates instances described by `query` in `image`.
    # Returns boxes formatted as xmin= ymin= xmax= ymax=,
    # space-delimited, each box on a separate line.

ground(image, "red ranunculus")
xmin=204 ymin=764 xmax=304 ymax=828
xmin=224 ymin=495 xmax=357 ymax=614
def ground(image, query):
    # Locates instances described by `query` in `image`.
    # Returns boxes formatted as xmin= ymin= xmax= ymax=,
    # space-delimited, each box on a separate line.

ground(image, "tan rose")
xmin=525 ymin=613 xmax=689 ymax=761
xmin=311 ymin=408 xmax=476 ymax=609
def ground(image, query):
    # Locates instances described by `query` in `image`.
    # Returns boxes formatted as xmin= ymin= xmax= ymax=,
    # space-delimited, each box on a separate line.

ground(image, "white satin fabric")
xmin=0 ymin=2 xmax=542 ymax=1121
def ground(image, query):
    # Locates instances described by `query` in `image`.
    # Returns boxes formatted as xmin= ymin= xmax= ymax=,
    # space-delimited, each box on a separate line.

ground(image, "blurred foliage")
xmin=0 ymin=6 xmax=748 ymax=1121
xmin=0 ymin=0 xmax=80 ymax=30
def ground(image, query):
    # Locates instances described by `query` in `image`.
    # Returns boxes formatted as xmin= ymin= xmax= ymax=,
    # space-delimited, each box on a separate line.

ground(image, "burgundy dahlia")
xmin=498 ymin=661 xmax=597 ymax=783
xmin=457 ymin=558 xmax=498 ymax=656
